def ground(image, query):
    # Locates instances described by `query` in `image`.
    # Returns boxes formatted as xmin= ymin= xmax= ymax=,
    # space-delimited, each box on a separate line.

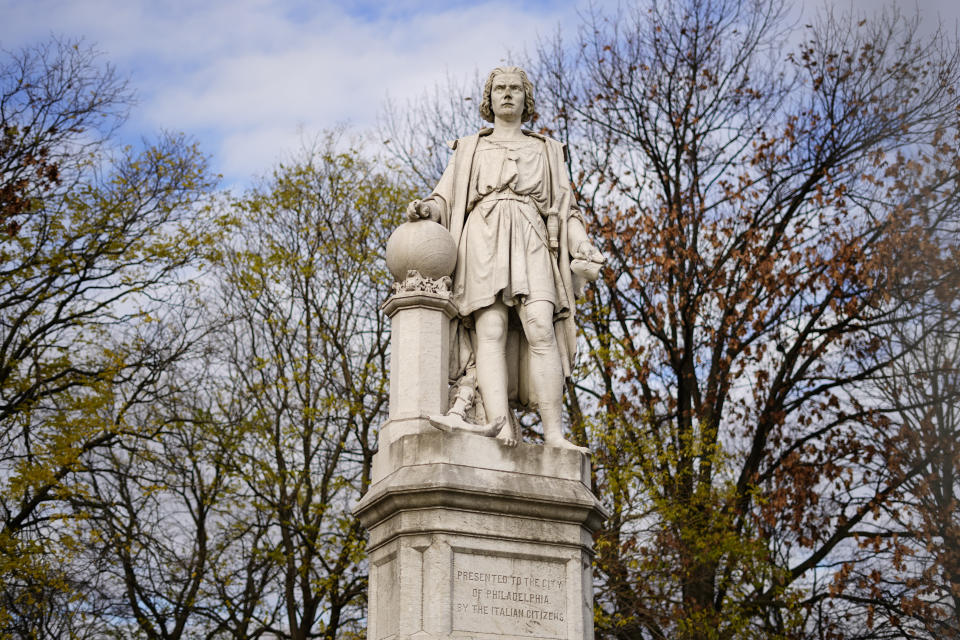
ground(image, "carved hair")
xmin=479 ymin=66 xmax=536 ymax=124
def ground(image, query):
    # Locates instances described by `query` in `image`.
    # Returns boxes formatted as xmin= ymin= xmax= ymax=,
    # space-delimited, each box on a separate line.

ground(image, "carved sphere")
xmin=385 ymin=220 xmax=457 ymax=281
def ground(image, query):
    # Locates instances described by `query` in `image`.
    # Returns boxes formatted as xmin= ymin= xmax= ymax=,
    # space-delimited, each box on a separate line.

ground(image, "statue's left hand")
xmin=574 ymin=241 xmax=605 ymax=265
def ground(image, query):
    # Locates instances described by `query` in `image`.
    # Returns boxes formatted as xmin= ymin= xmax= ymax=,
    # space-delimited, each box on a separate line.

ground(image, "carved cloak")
xmin=423 ymin=128 xmax=582 ymax=400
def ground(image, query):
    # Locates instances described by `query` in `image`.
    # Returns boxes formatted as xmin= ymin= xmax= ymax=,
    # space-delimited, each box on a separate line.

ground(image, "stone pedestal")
xmin=379 ymin=289 xmax=458 ymax=448
xmin=355 ymin=429 xmax=606 ymax=640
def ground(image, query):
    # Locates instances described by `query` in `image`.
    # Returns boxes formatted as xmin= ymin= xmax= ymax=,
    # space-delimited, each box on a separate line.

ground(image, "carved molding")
xmin=391 ymin=269 xmax=452 ymax=296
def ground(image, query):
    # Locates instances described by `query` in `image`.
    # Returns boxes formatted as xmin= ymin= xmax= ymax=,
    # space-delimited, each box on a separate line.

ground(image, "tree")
xmin=521 ymin=1 xmax=960 ymax=637
xmin=52 ymin=136 xmax=411 ymax=640
xmin=70 ymin=360 xmax=238 ymax=640
xmin=204 ymin=136 xmax=413 ymax=640
xmin=0 ymin=38 xmax=219 ymax=635
xmin=849 ymin=303 xmax=960 ymax=639
xmin=0 ymin=38 xmax=126 ymax=237
xmin=379 ymin=71 xmax=484 ymax=190
xmin=847 ymin=174 xmax=960 ymax=637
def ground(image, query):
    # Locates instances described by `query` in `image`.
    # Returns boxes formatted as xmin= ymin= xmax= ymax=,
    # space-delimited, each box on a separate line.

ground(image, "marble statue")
xmin=406 ymin=66 xmax=605 ymax=451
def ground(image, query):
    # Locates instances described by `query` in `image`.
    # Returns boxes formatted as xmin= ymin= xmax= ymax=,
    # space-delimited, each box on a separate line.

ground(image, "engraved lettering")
xmin=452 ymin=553 xmax=568 ymax=638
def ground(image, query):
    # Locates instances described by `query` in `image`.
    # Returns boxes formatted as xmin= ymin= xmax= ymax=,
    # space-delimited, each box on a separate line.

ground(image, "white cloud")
xmin=1 ymin=0 xmax=600 ymax=185
xmin=2 ymin=0 xmax=956 ymax=186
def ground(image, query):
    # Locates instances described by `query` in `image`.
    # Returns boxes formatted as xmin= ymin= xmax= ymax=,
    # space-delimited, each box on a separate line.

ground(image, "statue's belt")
xmin=473 ymin=191 xmax=559 ymax=252
xmin=473 ymin=192 xmax=536 ymax=209
xmin=469 ymin=193 xmax=554 ymax=248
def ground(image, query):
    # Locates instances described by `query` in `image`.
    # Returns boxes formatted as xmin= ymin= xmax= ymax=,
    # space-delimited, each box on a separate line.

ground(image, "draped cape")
xmin=422 ymin=129 xmax=583 ymax=402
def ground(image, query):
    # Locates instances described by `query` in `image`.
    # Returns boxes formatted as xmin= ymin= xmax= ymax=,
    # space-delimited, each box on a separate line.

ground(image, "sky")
xmin=2 ymin=0 xmax=958 ymax=189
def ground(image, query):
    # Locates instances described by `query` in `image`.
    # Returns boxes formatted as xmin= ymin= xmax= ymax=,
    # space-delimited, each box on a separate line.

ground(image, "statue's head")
xmin=479 ymin=66 xmax=536 ymax=124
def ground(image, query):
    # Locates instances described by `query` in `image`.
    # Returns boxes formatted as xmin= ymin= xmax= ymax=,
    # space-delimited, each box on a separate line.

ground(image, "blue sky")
xmin=2 ymin=0 xmax=957 ymax=188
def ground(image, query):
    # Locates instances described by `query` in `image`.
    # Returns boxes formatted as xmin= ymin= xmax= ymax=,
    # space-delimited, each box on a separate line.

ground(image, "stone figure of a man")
xmin=407 ymin=66 xmax=605 ymax=451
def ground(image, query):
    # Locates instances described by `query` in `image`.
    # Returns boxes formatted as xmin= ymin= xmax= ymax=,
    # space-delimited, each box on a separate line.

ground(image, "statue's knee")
xmin=476 ymin=313 xmax=508 ymax=343
xmin=524 ymin=315 xmax=555 ymax=348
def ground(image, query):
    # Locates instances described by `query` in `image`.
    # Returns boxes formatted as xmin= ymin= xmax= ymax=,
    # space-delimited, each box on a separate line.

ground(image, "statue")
xmin=406 ymin=66 xmax=605 ymax=451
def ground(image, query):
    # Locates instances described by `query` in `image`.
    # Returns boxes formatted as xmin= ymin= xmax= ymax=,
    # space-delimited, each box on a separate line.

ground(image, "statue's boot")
xmin=427 ymin=412 xmax=505 ymax=437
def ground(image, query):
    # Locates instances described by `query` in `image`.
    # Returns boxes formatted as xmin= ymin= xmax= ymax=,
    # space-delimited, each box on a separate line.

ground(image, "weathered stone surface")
xmin=404 ymin=66 xmax=607 ymax=451
xmin=355 ymin=430 xmax=608 ymax=640
xmin=380 ymin=291 xmax=457 ymax=447
xmin=385 ymin=219 xmax=457 ymax=282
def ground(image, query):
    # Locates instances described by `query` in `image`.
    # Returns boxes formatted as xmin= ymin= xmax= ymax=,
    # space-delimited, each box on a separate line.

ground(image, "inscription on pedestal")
xmin=452 ymin=551 xmax=567 ymax=639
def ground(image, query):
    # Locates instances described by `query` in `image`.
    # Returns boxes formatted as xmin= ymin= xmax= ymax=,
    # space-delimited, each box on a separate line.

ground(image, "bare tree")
xmin=0 ymin=37 xmax=219 ymax=634
xmin=377 ymin=71 xmax=484 ymax=190
xmin=71 ymin=355 xmax=238 ymax=640
xmin=847 ymin=173 xmax=960 ymax=637
xmin=207 ymin=135 xmax=412 ymax=640
xmin=520 ymin=1 xmax=960 ymax=637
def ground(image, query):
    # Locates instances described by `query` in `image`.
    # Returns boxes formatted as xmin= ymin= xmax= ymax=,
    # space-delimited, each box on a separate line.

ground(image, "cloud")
xmin=1 ymin=0 xmax=600 ymax=185
xmin=3 ymin=0 xmax=956 ymax=186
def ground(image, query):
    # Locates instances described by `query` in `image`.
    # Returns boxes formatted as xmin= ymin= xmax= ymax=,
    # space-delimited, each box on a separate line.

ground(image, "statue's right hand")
xmin=406 ymin=199 xmax=439 ymax=222
xmin=406 ymin=200 xmax=423 ymax=221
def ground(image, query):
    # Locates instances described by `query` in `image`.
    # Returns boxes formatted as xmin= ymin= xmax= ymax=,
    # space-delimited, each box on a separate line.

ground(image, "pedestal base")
xmin=354 ymin=430 xmax=607 ymax=640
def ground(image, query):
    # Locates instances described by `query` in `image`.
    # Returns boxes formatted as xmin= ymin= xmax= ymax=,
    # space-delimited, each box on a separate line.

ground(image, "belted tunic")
xmin=422 ymin=128 xmax=583 ymax=382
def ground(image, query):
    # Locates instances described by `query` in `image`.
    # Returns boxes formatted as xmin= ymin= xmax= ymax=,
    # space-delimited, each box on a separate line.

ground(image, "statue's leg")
xmin=519 ymin=300 xmax=588 ymax=452
xmin=505 ymin=329 xmax=520 ymax=404
xmin=474 ymin=300 xmax=517 ymax=446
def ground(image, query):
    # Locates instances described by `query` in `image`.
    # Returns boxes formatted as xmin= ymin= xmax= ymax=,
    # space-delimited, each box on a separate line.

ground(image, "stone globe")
xmin=385 ymin=219 xmax=457 ymax=281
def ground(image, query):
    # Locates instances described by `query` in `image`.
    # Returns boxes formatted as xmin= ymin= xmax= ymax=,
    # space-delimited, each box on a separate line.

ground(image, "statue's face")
xmin=490 ymin=72 xmax=524 ymax=121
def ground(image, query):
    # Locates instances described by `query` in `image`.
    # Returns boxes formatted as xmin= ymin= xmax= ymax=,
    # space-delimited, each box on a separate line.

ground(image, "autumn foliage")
xmin=527 ymin=1 xmax=960 ymax=637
